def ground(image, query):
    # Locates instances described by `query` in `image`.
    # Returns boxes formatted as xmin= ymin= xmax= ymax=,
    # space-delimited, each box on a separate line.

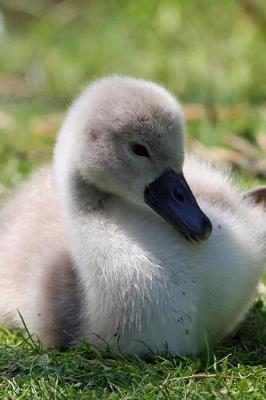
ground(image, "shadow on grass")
xmin=0 ymin=299 xmax=265 ymax=382
xmin=213 ymin=298 xmax=266 ymax=367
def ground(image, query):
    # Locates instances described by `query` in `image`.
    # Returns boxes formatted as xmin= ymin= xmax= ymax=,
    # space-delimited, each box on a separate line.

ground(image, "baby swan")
xmin=0 ymin=76 xmax=265 ymax=355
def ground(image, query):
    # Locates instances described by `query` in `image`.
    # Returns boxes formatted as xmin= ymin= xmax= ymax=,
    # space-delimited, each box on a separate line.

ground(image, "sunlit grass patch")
xmin=0 ymin=299 xmax=265 ymax=399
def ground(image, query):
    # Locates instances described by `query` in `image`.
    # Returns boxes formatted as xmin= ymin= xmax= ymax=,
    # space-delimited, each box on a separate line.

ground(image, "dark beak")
xmin=144 ymin=169 xmax=212 ymax=242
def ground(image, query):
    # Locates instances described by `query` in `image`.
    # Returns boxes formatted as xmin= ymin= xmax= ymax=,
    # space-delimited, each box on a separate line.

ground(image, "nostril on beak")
xmin=174 ymin=190 xmax=184 ymax=203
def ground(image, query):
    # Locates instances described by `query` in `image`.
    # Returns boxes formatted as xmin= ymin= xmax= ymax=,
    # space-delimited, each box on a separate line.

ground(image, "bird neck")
xmin=68 ymin=170 xmax=109 ymax=214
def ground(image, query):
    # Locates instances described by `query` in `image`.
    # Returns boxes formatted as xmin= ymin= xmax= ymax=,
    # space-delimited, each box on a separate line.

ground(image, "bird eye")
xmin=131 ymin=143 xmax=150 ymax=158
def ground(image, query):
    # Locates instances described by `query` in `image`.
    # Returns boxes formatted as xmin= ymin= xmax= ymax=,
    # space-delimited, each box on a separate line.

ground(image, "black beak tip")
xmin=184 ymin=215 xmax=212 ymax=243
xmin=198 ymin=216 xmax=212 ymax=241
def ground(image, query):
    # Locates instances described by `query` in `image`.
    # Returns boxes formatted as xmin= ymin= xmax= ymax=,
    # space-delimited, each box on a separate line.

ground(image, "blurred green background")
xmin=0 ymin=0 xmax=265 ymax=189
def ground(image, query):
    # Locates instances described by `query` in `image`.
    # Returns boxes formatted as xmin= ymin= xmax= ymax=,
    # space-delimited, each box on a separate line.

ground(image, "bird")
xmin=0 ymin=76 xmax=265 ymax=355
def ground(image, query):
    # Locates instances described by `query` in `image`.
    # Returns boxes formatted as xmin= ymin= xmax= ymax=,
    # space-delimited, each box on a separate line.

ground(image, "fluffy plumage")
xmin=0 ymin=76 xmax=265 ymax=355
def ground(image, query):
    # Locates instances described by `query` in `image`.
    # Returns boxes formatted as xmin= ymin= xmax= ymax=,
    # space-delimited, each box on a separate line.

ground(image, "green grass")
xmin=0 ymin=0 xmax=266 ymax=103
xmin=0 ymin=299 xmax=265 ymax=399
xmin=0 ymin=1 xmax=265 ymax=398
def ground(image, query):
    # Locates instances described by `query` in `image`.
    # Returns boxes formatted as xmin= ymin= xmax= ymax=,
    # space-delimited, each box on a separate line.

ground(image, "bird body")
xmin=0 ymin=76 xmax=265 ymax=355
